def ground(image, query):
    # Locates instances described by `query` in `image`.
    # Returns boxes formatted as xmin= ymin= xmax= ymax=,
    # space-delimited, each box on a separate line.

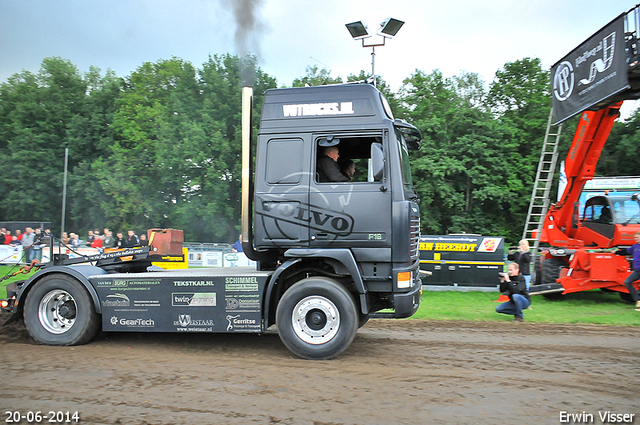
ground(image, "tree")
xmin=162 ymin=54 xmax=275 ymax=242
xmin=291 ymin=65 xmax=343 ymax=87
xmin=597 ymin=107 xmax=640 ymax=176
xmin=399 ymin=69 xmax=516 ymax=237
xmin=485 ymin=58 xmax=553 ymax=239
xmin=66 ymin=67 xmax=124 ymax=232
xmin=0 ymin=57 xmax=89 ymax=231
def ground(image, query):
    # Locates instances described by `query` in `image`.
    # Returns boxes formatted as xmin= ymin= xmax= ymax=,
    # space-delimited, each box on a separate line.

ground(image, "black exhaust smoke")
xmin=229 ymin=0 xmax=264 ymax=86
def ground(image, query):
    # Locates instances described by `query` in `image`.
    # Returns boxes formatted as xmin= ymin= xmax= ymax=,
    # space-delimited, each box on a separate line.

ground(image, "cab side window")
xmin=315 ymin=135 xmax=383 ymax=183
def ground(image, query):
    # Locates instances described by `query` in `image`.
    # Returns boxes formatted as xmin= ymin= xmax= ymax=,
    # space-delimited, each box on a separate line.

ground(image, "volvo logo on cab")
xmin=259 ymin=201 xmax=354 ymax=236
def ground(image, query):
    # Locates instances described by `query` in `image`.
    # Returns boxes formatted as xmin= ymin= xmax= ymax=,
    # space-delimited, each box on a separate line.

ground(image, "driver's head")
xmin=323 ymin=146 xmax=339 ymax=161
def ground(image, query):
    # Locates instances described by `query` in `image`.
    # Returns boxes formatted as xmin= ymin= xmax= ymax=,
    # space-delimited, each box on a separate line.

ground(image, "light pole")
xmin=345 ymin=18 xmax=404 ymax=85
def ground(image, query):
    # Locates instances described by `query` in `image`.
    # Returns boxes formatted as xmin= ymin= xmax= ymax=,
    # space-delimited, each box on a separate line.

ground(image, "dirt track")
xmin=1 ymin=313 xmax=638 ymax=425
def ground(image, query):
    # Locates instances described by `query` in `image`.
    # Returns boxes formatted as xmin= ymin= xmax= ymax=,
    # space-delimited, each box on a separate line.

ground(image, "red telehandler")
xmin=533 ymin=5 xmax=640 ymax=301
xmin=537 ymin=102 xmax=640 ymax=300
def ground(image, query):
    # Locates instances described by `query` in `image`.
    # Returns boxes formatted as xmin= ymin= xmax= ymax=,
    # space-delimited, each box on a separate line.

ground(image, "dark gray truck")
xmin=2 ymin=82 xmax=423 ymax=359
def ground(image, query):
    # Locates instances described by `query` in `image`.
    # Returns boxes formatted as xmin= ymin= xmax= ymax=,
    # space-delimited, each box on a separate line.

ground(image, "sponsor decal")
xmin=553 ymin=61 xmax=574 ymax=102
xmin=553 ymin=32 xmax=616 ymax=103
xmin=282 ymin=102 xmax=354 ymax=117
xmin=95 ymin=279 xmax=160 ymax=292
xmin=133 ymin=300 xmax=160 ymax=308
xmin=225 ymin=277 xmax=260 ymax=291
xmin=86 ymin=248 xmax=146 ymax=261
xmin=226 ymin=298 xmax=240 ymax=309
xmin=225 ymin=283 xmax=259 ymax=292
xmin=225 ymin=295 xmax=260 ymax=312
xmin=109 ymin=316 xmax=155 ymax=327
xmin=576 ymin=32 xmax=616 ymax=87
xmin=419 ymin=242 xmax=476 ymax=252
xmin=173 ymin=280 xmax=215 ymax=287
xmin=102 ymin=293 xmax=130 ymax=308
xmin=550 ymin=15 xmax=627 ymax=123
xmin=477 ymin=238 xmax=500 ymax=253
xmin=225 ymin=314 xmax=258 ymax=331
xmin=225 ymin=276 xmax=258 ymax=284
xmin=173 ymin=314 xmax=214 ymax=331
xmin=172 ymin=292 xmax=217 ymax=307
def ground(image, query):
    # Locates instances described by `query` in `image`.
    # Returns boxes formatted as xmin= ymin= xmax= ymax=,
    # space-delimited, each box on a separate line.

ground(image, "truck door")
xmin=309 ymin=133 xmax=391 ymax=250
xmin=254 ymin=136 xmax=310 ymax=248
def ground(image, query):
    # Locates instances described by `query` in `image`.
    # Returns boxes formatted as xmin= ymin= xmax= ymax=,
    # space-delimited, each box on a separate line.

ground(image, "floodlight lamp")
xmin=345 ymin=21 xmax=370 ymax=39
xmin=378 ymin=18 xmax=404 ymax=38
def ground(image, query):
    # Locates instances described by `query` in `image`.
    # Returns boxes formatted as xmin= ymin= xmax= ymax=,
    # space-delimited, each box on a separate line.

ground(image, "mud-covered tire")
xmin=276 ymin=277 xmax=358 ymax=360
xmin=541 ymin=257 xmax=568 ymax=300
xmin=24 ymin=274 xmax=99 ymax=346
xmin=619 ymin=292 xmax=635 ymax=303
xmin=540 ymin=257 xmax=566 ymax=284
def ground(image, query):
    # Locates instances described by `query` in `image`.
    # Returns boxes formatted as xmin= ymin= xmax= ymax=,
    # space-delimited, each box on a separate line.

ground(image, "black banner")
xmin=94 ymin=273 xmax=267 ymax=333
xmin=551 ymin=14 xmax=629 ymax=124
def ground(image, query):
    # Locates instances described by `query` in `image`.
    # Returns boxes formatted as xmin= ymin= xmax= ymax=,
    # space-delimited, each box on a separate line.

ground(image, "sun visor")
xmin=318 ymin=136 xmax=341 ymax=147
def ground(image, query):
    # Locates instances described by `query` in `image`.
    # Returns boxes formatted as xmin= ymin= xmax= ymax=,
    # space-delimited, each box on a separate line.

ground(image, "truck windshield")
xmin=395 ymin=129 xmax=417 ymax=199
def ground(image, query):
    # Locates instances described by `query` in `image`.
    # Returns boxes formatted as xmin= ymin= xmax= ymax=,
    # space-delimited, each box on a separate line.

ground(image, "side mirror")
xmin=393 ymin=119 xmax=422 ymax=150
xmin=371 ymin=143 xmax=384 ymax=181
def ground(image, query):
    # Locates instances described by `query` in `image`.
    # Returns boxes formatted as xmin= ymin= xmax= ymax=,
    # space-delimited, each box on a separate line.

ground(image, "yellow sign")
xmin=419 ymin=242 xmax=476 ymax=252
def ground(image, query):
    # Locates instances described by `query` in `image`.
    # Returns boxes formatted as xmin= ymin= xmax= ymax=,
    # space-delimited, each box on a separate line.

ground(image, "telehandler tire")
xmin=541 ymin=257 xmax=567 ymax=300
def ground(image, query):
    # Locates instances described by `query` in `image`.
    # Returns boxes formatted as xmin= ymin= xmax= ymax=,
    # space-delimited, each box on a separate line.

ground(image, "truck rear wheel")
xmin=24 ymin=274 xmax=99 ymax=346
xmin=276 ymin=277 xmax=358 ymax=360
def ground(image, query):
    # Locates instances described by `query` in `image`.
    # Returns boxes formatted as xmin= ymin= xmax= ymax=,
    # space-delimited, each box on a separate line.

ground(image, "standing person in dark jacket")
xmin=616 ymin=231 xmax=640 ymax=312
xmin=114 ymin=232 xmax=123 ymax=248
xmin=124 ymin=230 xmax=140 ymax=248
xmin=508 ymin=239 xmax=532 ymax=289
xmin=496 ymin=262 xmax=531 ymax=322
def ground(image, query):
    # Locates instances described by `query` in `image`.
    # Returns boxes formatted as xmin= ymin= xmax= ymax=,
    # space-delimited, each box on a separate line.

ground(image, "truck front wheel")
xmin=24 ymin=274 xmax=99 ymax=346
xmin=276 ymin=277 xmax=358 ymax=360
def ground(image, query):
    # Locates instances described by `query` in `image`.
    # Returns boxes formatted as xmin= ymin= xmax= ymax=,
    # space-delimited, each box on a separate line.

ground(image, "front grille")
xmin=410 ymin=214 xmax=420 ymax=259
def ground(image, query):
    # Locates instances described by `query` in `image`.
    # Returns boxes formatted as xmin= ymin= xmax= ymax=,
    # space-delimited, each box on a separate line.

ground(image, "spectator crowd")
xmin=1 ymin=227 xmax=148 ymax=263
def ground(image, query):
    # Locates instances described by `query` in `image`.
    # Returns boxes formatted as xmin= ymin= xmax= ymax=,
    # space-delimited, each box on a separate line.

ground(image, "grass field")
xmin=2 ymin=265 xmax=638 ymax=326
xmin=416 ymin=289 xmax=640 ymax=326
xmin=0 ymin=265 xmax=37 ymax=299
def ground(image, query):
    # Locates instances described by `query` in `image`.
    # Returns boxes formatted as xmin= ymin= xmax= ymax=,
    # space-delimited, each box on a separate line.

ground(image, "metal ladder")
xmin=521 ymin=109 xmax=563 ymax=281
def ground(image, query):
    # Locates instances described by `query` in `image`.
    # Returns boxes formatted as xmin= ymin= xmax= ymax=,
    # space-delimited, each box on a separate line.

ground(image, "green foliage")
xmin=291 ymin=65 xmax=343 ymax=87
xmin=598 ymin=108 xmax=640 ymax=176
xmin=0 ymin=58 xmax=90 ymax=230
xmin=0 ymin=54 xmax=277 ymax=242
xmin=2 ymin=53 xmax=639 ymax=245
xmin=399 ymin=69 xmax=516 ymax=236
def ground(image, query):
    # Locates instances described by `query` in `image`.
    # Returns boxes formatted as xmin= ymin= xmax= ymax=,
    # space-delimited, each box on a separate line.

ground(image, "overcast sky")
xmin=0 ymin=0 xmax=637 ymax=108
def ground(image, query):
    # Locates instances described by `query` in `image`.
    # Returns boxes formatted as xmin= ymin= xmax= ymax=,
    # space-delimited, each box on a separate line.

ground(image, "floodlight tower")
xmin=345 ymin=18 xmax=404 ymax=85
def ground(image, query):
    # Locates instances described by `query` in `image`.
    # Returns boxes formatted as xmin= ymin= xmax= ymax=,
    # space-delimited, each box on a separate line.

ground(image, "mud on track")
xmin=1 ymin=313 xmax=638 ymax=425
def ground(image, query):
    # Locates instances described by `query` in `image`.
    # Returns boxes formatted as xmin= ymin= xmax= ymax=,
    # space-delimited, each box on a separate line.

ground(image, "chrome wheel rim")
xmin=38 ymin=289 xmax=76 ymax=334
xmin=292 ymin=295 xmax=340 ymax=344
